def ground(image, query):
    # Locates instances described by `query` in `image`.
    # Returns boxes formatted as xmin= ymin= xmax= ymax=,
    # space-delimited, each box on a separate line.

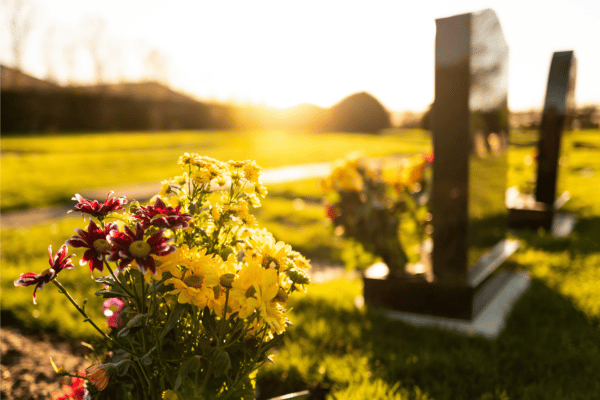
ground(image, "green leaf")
xmin=117 ymin=312 xmax=151 ymax=338
xmin=160 ymin=303 xmax=184 ymax=341
xmin=212 ymin=349 xmax=231 ymax=377
xmin=95 ymin=288 xmax=129 ymax=299
xmin=141 ymin=346 xmax=157 ymax=366
xmin=174 ymin=355 xmax=202 ymax=390
xmin=201 ymin=306 xmax=218 ymax=337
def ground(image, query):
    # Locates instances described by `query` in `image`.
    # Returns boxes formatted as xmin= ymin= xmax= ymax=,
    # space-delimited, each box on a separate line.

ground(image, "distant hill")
xmin=1 ymin=65 xmax=61 ymax=92
xmin=324 ymin=91 xmax=391 ymax=133
xmin=70 ymin=81 xmax=199 ymax=103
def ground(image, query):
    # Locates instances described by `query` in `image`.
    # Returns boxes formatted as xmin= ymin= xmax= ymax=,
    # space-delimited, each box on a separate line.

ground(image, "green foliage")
xmin=0 ymin=129 xmax=431 ymax=211
xmin=3 ymin=128 xmax=600 ymax=399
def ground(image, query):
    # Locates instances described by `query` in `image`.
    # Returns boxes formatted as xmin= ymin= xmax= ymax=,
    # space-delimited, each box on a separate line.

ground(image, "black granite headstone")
xmin=363 ymin=9 xmax=521 ymax=320
xmin=507 ymin=51 xmax=577 ymax=230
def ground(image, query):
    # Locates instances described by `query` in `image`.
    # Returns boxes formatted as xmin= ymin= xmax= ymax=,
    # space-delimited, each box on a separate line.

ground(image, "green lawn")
xmin=2 ymin=128 xmax=600 ymax=399
xmin=0 ymin=128 xmax=430 ymax=212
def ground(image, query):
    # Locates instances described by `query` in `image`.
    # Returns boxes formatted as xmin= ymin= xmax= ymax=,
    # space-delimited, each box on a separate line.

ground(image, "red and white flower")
xmin=69 ymin=191 xmax=127 ymax=219
xmin=66 ymin=220 xmax=117 ymax=274
xmin=14 ymin=245 xmax=75 ymax=304
xmin=107 ymin=223 xmax=175 ymax=274
xmin=132 ymin=197 xmax=192 ymax=229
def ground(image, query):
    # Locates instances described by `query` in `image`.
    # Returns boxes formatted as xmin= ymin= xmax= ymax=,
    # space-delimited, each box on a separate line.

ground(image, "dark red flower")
xmin=132 ymin=197 xmax=192 ymax=229
xmin=69 ymin=191 xmax=127 ymax=219
xmin=107 ymin=222 xmax=175 ymax=274
xmin=66 ymin=220 xmax=116 ymax=274
xmin=51 ymin=375 xmax=86 ymax=400
xmin=14 ymin=245 xmax=75 ymax=304
xmin=103 ymin=297 xmax=125 ymax=328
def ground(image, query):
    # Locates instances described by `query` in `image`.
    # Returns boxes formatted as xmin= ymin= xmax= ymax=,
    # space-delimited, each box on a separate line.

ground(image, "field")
xmin=2 ymin=128 xmax=600 ymax=399
xmin=0 ymin=128 xmax=430 ymax=211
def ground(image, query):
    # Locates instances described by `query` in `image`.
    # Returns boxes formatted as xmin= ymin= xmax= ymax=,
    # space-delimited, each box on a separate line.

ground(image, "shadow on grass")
xmin=257 ymin=277 xmax=600 ymax=400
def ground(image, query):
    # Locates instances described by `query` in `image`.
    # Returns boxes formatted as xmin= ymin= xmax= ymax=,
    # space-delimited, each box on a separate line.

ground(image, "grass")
xmin=2 ymin=128 xmax=600 ymax=398
xmin=0 ymin=128 xmax=430 ymax=212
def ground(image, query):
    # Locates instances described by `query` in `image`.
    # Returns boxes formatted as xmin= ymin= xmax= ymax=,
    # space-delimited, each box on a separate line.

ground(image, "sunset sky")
xmin=2 ymin=0 xmax=599 ymax=112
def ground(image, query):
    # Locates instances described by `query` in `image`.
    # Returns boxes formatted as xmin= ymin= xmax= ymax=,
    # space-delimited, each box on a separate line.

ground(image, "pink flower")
xmin=51 ymin=375 xmax=86 ymax=400
xmin=69 ymin=191 xmax=127 ymax=219
xmin=66 ymin=220 xmax=117 ymax=274
xmin=107 ymin=222 xmax=175 ymax=274
xmin=132 ymin=197 xmax=192 ymax=229
xmin=102 ymin=297 xmax=125 ymax=328
xmin=14 ymin=245 xmax=75 ymax=304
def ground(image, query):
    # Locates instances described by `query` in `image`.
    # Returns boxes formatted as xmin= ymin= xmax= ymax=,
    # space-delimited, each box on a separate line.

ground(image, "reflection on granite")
xmin=432 ymin=8 xmax=509 ymax=282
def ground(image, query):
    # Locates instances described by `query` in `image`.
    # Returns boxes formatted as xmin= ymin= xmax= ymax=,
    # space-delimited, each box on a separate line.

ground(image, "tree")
xmin=4 ymin=0 xmax=36 ymax=72
xmin=80 ymin=16 xmax=108 ymax=84
xmin=144 ymin=47 xmax=170 ymax=85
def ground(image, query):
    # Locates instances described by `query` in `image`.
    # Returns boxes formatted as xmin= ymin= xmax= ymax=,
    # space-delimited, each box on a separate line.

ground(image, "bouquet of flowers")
xmin=322 ymin=152 xmax=433 ymax=277
xmin=15 ymin=154 xmax=311 ymax=400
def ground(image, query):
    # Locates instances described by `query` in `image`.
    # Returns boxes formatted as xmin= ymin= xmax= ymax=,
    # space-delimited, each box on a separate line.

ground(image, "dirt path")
xmin=1 ymin=326 xmax=90 ymax=400
xmin=1 ymin=162 xmax=332 ymax=229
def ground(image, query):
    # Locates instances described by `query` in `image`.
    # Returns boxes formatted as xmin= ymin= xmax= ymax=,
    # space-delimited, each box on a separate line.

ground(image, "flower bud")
xmin=273 ymin=287 xmax=289 ymax=303
xmin=219 ymin=273 xmax=235 ymax=289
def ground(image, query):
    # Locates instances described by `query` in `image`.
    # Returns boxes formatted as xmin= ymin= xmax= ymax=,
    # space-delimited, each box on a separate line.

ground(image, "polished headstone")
xmin=507 ymin=51 xmax=577 ymax=231
xmin=432 ymin=8 xmax=510 ymax=282
xmin=363 ymin=9 xmax=521 ymax=321
xmin=535 ymin=51 xmax=577 ymax=206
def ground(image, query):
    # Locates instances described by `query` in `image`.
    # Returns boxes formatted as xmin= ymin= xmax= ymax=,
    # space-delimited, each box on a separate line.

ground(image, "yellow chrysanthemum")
xmin=261 ymin=301 xmax=287 ymax=335
xmin=230 ymin=262 xmax=278 ymax=319
xmin=145 ymin=245 xmax=191 ymax=283
xmin=326 ymin=162 xmax=364 ymax=192
xmin=207 ymin=254 xmax=239 ymax=316
xmin=191 ymin=169 xmax=211 ymax=185
xmin=165 ymin=248 xmax=219 ymax=308
xmin=243 ymin=161 xmax=261 ymax=184
xmin=245 ymin=235 xmax=291 ymax=272
xmin=399 ymin=155 xmax=428 ymax=192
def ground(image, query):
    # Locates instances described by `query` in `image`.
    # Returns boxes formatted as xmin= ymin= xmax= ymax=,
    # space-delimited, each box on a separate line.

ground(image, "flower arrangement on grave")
xmin=322 ymin=152 xmax=433 ymax=276
xmin=15 ymin=154 xmax=311 ymax=400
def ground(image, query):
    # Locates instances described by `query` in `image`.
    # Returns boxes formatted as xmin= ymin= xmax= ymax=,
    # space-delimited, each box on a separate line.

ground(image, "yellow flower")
xmin=243 ymin=161 xmax=261 ymax=184
xmin=145 ymin=245 xmax=191 ymax=283
xmin=162 ymin=390 xmax=179 ymax=400
xmin=191 ymin=169 xmax=212 ymax=185
xmin=262 ymin=301 xmax=287 ymax=335
xmin=327 ymin=162 xmax=364 ymax=192
xmin=399 ymin=155 xmax=428 ymax=192
xmin=159 ymin=181 xmax=172 ymax=197
xmin=245 ymin=235 xmax=291 ymax=272
xmin=165 ymin=248 xmax=219 ymax=308
xmin=230 ymin=262 xmax=278 ymax=319
xmin=211 ymin=205 xmax=222 ymax=222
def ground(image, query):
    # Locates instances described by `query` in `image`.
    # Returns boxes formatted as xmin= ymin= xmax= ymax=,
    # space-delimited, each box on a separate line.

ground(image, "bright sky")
xmin=2 ymin=0 xmax=599 ymax=111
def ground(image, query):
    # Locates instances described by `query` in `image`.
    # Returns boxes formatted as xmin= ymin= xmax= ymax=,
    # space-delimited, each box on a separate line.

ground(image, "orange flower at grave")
xmin=86 ymin=364 xmax=109 ymax=391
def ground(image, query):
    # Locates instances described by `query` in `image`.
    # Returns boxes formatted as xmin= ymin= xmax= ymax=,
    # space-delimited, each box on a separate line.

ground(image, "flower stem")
xmin=51 ymin=280 xmax=117 ymax=347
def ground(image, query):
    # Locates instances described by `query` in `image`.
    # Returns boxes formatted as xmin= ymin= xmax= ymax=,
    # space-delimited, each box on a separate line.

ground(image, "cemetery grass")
xmin=2 ymin=128 xmax=600 ymax=399
xmin=0 ymin=128 xmax=430 ymax=212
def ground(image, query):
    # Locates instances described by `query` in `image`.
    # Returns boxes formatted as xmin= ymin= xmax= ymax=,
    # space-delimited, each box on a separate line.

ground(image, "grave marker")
xmin=507 ymin=51 xmax=577 ymax=231
xmin=363 ymin=9 xmax=526 ymax=325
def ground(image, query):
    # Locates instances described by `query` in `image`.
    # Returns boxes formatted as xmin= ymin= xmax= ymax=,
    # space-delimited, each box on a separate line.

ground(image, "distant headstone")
xmin=508 ymin=51 xmax=577 ymax=230
xmin=363 ymin=9 xmax=523 ymax=322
